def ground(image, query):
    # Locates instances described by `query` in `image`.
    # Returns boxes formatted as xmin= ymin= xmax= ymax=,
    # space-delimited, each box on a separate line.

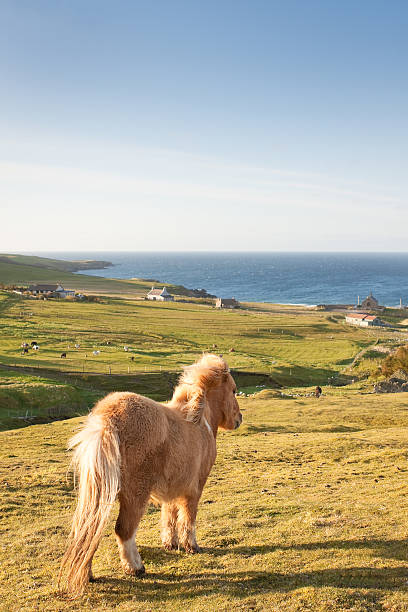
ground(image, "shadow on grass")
xmin=79 ymin=539 xmax=408 ymax=606
xmin=272 ymin=364 xmax=355 ymax=387
xmin=89 ymin=566 xmax=408 ymax=604
xmin=238 ymin=421 xmax=363 ymax=434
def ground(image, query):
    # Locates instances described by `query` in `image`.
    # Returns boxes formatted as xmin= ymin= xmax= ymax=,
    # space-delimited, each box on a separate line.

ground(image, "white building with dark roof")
xmin=27 ymin=284 xmax=75 ymax=298
xmin=146 ymin=286 xmax=174 ymax=301
xmin=215 ymin=297 xmax=240 ymax=309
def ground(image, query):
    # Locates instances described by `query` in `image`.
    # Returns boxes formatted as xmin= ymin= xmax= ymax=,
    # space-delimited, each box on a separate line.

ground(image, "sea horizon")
xmin=23 ymin=251 xmax=408 ymax=307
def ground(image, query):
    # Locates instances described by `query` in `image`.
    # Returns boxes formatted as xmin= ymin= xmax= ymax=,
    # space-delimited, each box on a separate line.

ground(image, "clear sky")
xmin=1 ymin=0 xmax=408 ymax=251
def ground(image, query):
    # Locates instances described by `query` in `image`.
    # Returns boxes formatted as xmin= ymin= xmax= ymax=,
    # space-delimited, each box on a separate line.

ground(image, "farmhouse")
xmin=345 ymin=312 xmax=382 ymax=327
xmin=215 ymin=297 xmax=240 ymax=309
xmin=27 ymin=284 xmax=75 ymax=298
xmin=146 ymin=286 xmax=174 ymax=301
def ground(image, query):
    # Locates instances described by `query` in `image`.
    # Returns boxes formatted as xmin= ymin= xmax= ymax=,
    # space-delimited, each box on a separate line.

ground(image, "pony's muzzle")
xmin=234 ymin=414 xmax=243 ymax=429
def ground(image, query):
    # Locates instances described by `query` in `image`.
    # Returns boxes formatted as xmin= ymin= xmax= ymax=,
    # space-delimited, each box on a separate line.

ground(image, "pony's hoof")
xmin=123 ymin=563 xmax=146 ymax=577
xmin=185 ymin=544 xmax=202 ymax=554
xmin=163 ymin=542 xmax=178 ymax=551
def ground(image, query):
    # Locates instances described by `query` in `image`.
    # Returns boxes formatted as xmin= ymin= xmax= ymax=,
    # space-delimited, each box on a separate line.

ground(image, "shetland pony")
xmin=59 ymin=354 xmax=242 ymax=597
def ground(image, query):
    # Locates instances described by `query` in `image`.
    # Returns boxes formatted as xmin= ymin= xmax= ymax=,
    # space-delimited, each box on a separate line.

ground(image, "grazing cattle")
xmin=61 ymin=353 xmax=67 ymax=358
xmin=59 ymin=354 xmax=242 ymax=598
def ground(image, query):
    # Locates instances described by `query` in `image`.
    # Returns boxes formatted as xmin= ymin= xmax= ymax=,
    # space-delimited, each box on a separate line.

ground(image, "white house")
xmin=27 ymin=284 xmax=75 ymax=298
xmin=345 ymin=312 xmax=382 ymax=327
xmin=146 ymin=286 xmax=174 ymax=302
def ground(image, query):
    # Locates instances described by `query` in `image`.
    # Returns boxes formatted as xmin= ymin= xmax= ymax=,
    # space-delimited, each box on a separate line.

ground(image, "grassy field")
xmin=0 ymin=290 xmax=394 ymax=381
xmin=1 ymin=286 xmax=406 ymax=430
xmin=2 ymin=391 xmax=408 ymax=611
xmin=1 ymin=257 xmax=408 ymax=609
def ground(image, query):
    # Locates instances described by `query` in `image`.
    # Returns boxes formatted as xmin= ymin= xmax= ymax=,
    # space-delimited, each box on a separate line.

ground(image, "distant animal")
xmin=92 ymin=350 xmax=100 ymax=356
xmin=59 ymin=354 xmax=242 ymax=598
xmin=33 ymin=345 xmax=39 ymax=351
xmin=124 ymin=346 xmax=129 ymax=352
xmin=75 ymin=344 xmax=80 ymax=349
xmin=30 ymin=341 xmax=38 ymax=347
xmin=229 ymin=347 xmax=235 ymax=352
xmin=60 ymin=353 xmax=67 ymax=358
xmin=315 ymin=386 xmax=322 ymax=398
xmin=130 ymin=356 xmax=135 ymax=361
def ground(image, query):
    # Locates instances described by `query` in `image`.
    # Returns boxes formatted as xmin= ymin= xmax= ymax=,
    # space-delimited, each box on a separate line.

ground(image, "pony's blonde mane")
xmin=170 ymin=354 xmax=229 ymax=424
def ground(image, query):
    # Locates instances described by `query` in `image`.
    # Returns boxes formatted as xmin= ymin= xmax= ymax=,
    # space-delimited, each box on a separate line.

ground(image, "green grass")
xmin=0 ymin=367 xmax=100 ymax=430
xmin=0 ymin=290 xmax=389 ymax=386
xmin=2 ymin=391 xmax=408 ymax=611
xmin=2 ymin=261 xmax=408 ymax=609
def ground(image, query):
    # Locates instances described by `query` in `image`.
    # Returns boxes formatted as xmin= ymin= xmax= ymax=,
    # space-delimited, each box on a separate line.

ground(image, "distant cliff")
xmin=69 ymin=260 xmax=114 ymax=272
xmin=0 ymin=254 xmax=113 ymax=273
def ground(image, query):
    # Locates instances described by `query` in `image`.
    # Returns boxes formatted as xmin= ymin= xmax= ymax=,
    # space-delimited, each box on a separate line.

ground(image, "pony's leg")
xmin=115 ymin=493 xmax=149 ymax=577
xmin=161 ymin=502 xmax=179 ymax=550
xmin=177 ymin=496 xmax=202 ymax=553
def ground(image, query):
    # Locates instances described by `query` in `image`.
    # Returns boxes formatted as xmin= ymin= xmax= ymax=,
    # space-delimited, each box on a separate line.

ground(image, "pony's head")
xmin=173 ymin=354 xmax=242 ymax=431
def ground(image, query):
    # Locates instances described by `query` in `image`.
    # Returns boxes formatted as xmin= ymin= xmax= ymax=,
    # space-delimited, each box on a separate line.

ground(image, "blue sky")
xmin=1 ymin=0 xmax=407 ymax=251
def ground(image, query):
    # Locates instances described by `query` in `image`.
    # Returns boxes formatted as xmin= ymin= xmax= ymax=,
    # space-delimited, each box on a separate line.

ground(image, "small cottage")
xmin=146 ymin=287 xmax=174 ymax=302
xmin=215 ymin=298 xmax=240 ymax=309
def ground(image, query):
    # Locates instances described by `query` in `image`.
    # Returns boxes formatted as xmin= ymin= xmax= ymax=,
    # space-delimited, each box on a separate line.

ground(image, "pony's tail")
xmin=58 ymin=412 xmax=121 ymax=598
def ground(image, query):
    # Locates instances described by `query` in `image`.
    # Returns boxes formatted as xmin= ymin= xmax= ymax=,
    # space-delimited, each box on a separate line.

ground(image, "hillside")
xmin=2 ymin=391 xmax=408 ymax=611
xmin=0 ymin=253 xmax=113 ymax=272
xmin=0 ymin=254 xmax=210 ymax=297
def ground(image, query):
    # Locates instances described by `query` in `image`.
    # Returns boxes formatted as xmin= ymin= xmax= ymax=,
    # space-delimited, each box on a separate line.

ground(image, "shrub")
xmin=381 ymin=345 xmax=408 ymax=377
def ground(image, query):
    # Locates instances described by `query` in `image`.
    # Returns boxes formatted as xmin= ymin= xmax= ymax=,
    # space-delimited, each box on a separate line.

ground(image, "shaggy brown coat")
xmin=59 ymin=354 xmax=242 ymax=597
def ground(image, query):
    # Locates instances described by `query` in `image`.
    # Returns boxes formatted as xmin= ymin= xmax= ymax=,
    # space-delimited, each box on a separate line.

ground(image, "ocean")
xmin=30 ymin=252 xmax=408 ymax=306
